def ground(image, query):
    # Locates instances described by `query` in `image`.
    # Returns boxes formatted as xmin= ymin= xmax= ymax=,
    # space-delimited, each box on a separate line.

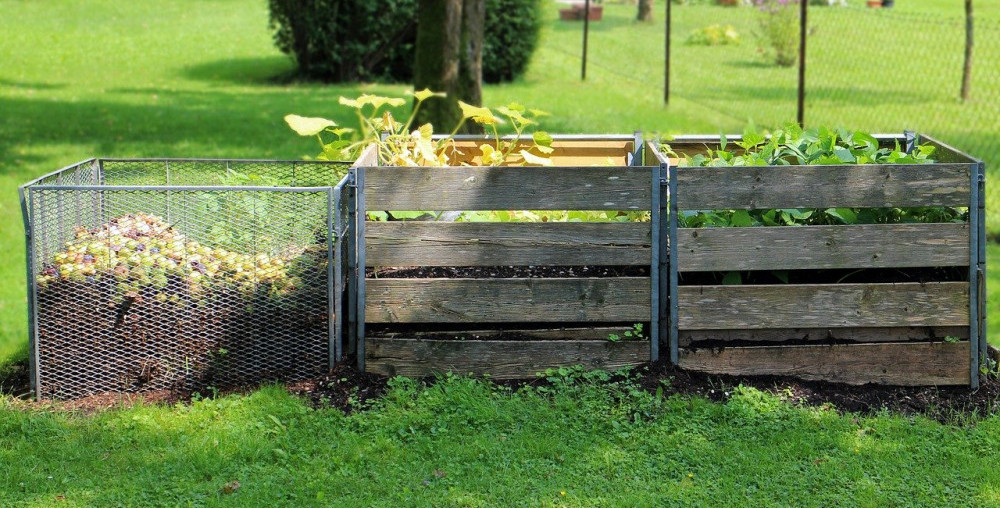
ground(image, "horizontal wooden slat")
xmin=363 ymin=166 xmax=652 ymax=210
xmin=450 ymin=139 xmax=633 ymax=166
xmin=375 ymin=327 xmax=635 ymax=341
xmin=366 ymin=339 xmax=650 ymax=379
xmin=679 ymin=326 xmax=969 ymax=346
xmin=366 ymin=221 xmax=651 ymax=266
xmin=678 ymin=282 xmax=969 ymax=330
xmin=366 ymin=277 xmax=651 ymax=323
xmin=678 ymin=341 xmax=971 ymax=386
xmin=676 ymin=164 xmax=972 ymax=209
xmin=678 ymin=223 xmax=970 ymax=271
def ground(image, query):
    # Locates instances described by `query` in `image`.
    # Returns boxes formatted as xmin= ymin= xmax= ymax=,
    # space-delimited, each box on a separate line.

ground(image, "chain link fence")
xmin=21 ymin=159 xmax=350 ymax=399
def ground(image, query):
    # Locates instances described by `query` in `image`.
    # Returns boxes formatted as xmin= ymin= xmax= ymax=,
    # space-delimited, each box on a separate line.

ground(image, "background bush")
xmin=268 ymin=0 xmax=416 ymax=82
xmin=482 ymin=0 xmax=543 ymax=83
xmin=268 ymin=0 xmax=542 ymax=84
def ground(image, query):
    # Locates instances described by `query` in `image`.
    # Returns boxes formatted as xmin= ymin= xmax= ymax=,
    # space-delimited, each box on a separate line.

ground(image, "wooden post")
xmin=961 ymin=0 xmax=974 ymax=101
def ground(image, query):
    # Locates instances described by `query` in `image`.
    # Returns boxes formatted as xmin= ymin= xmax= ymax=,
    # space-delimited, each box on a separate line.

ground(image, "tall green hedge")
xmin=268 ymin=0 xmax=542 ymax=84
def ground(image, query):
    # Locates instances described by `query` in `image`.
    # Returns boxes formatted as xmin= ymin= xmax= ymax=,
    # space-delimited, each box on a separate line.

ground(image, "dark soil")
xmin=5 ymin=357 xmax=999 ymax=423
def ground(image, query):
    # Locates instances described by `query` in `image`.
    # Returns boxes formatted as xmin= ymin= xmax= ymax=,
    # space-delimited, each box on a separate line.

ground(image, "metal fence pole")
xmin=668 ymin=163 xmax=679 ymax=365
xmin=582 ymin=0 xmax=590 ymax=80
xmin=969 ymin=158 xmax=981 ymax=388
xmin=327 ymin=188 xmax=338 ymax=367
xmin=797 ymin=0 xmax=807 ymax=127
xmin=19 ymin=186 xmax=39 ymax=399
xmin=355 ymin=167 xmax=367 ymax=371
xmin=665 ymin=0 xmax=672 ymax=104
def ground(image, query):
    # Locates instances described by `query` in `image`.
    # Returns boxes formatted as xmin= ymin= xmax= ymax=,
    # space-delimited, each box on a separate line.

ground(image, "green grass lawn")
xmin=4 ymin=376 xmax=1000 ymax=507
xmin=2 ymin=1 xmax=1000 ymax=505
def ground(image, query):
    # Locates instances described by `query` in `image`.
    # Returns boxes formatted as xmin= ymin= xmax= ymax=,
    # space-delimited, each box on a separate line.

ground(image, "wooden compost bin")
xmin=349 ymin=136 xmax=662 ymax=378
xmin=650 ymin=134 xmax=986 ymax=387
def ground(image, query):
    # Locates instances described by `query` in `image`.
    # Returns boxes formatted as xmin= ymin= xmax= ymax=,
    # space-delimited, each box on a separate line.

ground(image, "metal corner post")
xmin=969 ymin=161 xmax=981 ymax=388
xmin=326 ymin=187 xmax=338 ymax=367
xmin=668 ymin=163 xmax=679 ymax=365
xmin=633 ymin=132 xmax=644 ymax=166
xmin=346 ymin=172 xmax=358 ymax=356
xmin=650 ymin=167 xmax=661 ymax=362
xmin=977 ymin=162 xmax=987 ymax=365
xmin=19 ymin=186 xmax=39 ymax=399
xmin=355 ymin=167 xmax=367 ymax=371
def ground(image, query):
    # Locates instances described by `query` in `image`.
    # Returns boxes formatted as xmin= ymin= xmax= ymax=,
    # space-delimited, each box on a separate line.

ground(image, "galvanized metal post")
xmin=650 ymin=167 xmax=660 ymax=362
xmin=355 ymin=167 xmax=367 ymax=371
xmin=969 ymin=160 xmax=981 ymax=388
xmin=326 ymin=188 xmax=337 ymax=367
xmin=19 ymin=186 xmax=39 ymax=399
xmin=797 ymin=0 xmax=807 ymax=127
xmin=668 ymin=163 xmax=679 ymax=365
xmin=346 ymin=172 xmax=358 ymax=356
xmin=977 ymin=162 xmax=987 ymax=366
xmin=664 ymin=0 xmax=671 ymax=105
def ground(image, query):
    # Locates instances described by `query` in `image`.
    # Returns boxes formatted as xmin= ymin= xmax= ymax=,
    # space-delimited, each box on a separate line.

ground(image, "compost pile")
xmin=36 ymin=213 xmax=329 ymax=398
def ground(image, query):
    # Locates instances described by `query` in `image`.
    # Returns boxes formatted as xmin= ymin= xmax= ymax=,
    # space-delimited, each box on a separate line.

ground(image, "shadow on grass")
xmin=180 ymin=56 xmax=297 ymax=85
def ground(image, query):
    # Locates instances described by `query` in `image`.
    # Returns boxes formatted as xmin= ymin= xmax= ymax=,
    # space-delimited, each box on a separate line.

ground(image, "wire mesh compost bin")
xmin=19 ymin=159 xmax=352 ymax=399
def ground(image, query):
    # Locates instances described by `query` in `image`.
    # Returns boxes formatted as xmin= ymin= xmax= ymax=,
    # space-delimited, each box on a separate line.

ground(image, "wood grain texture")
xmin=675 ymin=164 xmax=972 ymax=209
xmin=366 ymin=221 xmax=651 ymax=267
xmin=679 ymin=326 xmax=969 ymax=346
xmin=375 ymin=327 xmax=636 ymax=341
xmin=351 ymin=144 xmax=378 ymax=167
xmin=366 ymin=278 xmax=651 ymax=323
xmin=677 ymin=282 xmax=969 ymax=330
xmin=677 ymin=223 xmax=970 ymax=271
xmin=678 ymin=342 xmax=971 ymax=386
xmin=366 ymin=338 xmax=650 ymax=378
xmin=364 ymin=166 xmax=652 ymax=211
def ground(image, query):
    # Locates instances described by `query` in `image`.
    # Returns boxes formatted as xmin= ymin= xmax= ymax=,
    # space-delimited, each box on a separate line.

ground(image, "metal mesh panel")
xmin=24 ymin=159 xmax=349 ymax=399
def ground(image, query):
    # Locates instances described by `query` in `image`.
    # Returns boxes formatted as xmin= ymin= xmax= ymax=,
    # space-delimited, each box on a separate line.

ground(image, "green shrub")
xmin=483 ymin=0 xmax=543 ymax=83
xmin=267 ymin=0 xmax=542 ymax=84
xmin=267 ymin=0 xmax=417 ymax=82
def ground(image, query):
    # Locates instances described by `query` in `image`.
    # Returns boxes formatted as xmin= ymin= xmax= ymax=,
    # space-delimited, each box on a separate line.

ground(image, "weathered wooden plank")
xmin=364 ymin=166 xmax=651 ymax=211
xmin=351 ymin=143 xmax=378 ymax=167
xmin=678 ymin=341 xmax=971 ymax=386
xmin=679 ymin=326 xmax=969 ymax=346
xmin=678 ymin=282 xmax=969 ymax=330
xmin=375 ymin=327 xmax=633 ymax=341
xmin=676 ymin=164 xmax=972 ymax=209
xmin=366 ymin=278 xmax=651 ymax=323
xmin=366 ymin=338 xmax=650 ymax=379
xmin=366 ymin=221 xmax=651 ymax=267
xmin=449 ymin=139 xmax=633 ymax=166
xmin=678 ymin=223 xmax=970 ymax=271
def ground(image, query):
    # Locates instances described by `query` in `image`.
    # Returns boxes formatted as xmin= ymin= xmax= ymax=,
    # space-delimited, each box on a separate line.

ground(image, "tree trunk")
xmin=961 ymin=0 xmax=973 ymax=101
xmin=638 ymin=0 xmax=654 ymax=22
xmin=414 ymin=0 xmax=484 ymax=134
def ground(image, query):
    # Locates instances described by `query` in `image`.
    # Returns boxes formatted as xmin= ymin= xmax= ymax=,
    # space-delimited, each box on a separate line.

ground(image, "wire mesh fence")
xmin=556 ymin=0 xmax=997 ymax=231
xmin=21 ymin=159 xmax=350 ymax=399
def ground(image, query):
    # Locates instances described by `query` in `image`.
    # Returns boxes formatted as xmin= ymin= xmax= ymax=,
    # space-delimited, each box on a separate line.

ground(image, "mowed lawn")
xmin=2 ymin=2 xmax=1000 ymax=506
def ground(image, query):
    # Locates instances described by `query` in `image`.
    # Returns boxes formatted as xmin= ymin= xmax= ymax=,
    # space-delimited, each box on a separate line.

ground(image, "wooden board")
xmin=366 ymin=277 xmax=651 ymax=323
xmin=679 ymin=326 xmax=969 ymax=346
xmin=678 ymin=282 xmax=969 ymax=330
xmin=366 ymin=221 xmax=651 ymax=267
xmin=373 ymin=327 xmax=635 ymax=341
xmin=363 ymin=166 xmax=652 ymax=211
xmin=449 ymin=139 xmax=634 ymax=167
xmin=675 ymin=164 xmax=972 ymax=209
xmin=678 ymin=342 xmax=970 ymax=386
xmin=677 ymin=223 xmax=970 ymax=271
xmin=366 ymin=338 xmax=650 ymax=379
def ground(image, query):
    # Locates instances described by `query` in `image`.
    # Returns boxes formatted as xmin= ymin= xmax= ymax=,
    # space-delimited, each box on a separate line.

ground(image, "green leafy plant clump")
xmin=686 ymin=24 xmax=740 ymax=46
xmin=660 ymin=124 xmax=966 ymax=228
xmin=285 ymin=90 xmax=554 ymax=167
